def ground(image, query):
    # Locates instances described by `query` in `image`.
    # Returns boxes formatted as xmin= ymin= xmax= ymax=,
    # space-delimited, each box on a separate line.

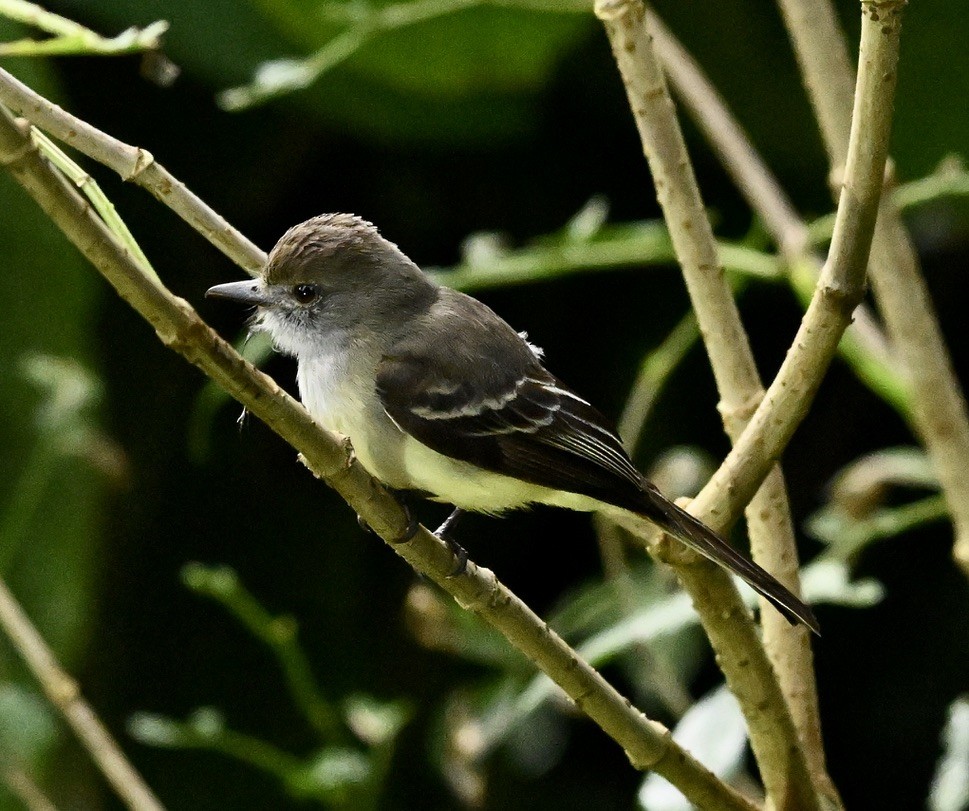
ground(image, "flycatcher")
xmin=207 ymin=213 xmax=818 ymax=634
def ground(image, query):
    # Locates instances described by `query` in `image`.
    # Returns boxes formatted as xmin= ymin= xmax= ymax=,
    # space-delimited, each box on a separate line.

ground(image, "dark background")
xmin=1 ymin=0 xmax=968 ymax=808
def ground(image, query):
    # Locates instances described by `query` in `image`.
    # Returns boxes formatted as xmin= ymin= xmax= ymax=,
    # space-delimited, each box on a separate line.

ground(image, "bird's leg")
xmin=434 ymin=507 xmax=465 ymax=539
xmin=434 ymin=508 xmax=468 ymax=577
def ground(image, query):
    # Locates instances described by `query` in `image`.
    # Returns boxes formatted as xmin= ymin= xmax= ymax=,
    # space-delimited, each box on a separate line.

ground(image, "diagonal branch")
xmin=0 ymin=104 xmax=758 ymax=811
xmin=0 ymin=66 xmax=264 ymax=275
xmin=0 ymin=572 xmax=164 ymax=811
xmin=644 ymin=11 xmax=842 ymax=802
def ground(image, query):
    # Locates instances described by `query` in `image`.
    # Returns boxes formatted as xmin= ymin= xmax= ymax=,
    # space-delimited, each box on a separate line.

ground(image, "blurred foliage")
xmin=0 ymin=0 xmax=166 ymax=58
xmin=930 ymin=695 xmax=969 ymax=811
xmin=53 ymin=0 xmax=592 ymax=145
xmin=0 ymin=19 xmax=113 ymax=803
xmin=0 ymin=353 xmax=122 ymax=806
xmin=806 ymin=447 xmax=950 ymax=560
xmin=637 ymin=685 xmax=748 ymax=811
xmin=128 ymin=564 xmax=411 ymax=808
xmin=0 ymin=32 xmax=101 ymax=651
xmin=0 ymin=682 xmax=57 ymax=767
xmin=1 ymin=0 xmax=969 ymax=809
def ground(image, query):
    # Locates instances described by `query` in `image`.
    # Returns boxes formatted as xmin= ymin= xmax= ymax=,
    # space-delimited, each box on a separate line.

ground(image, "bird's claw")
xmin=394 ymin=504 xmax=420 ymax=544
xmin=358 ymin=493 xmax=419 ymax=545
xmin=444 ymin=537 xmax=469 ymax=577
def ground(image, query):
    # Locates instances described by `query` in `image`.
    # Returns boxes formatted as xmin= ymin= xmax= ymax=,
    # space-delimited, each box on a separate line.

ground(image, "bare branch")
xmin=0 ymin=67 xmax=264 ymax=275
xmin=690 ymin=0 xmax=904 ymax=533
xmin=644 ymin=17 xmax=831 ymax=795
xmin=594 ymin=1 xmax=821 ymax=807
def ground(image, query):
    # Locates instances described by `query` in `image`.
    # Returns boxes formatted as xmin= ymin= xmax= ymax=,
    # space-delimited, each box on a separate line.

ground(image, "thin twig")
xmin=429 ymin=224 xmax=782 ymax=290
xmin=0 ymin=572 xmax=164 ymax=810
xmin=31 ymin=128 xmax=157 ymax=279
xmin=891 ymin=161 xmax=969 ymax=209
xmin=617 ymin=308 xmax=699 ymax=456
xmin=0 ymin=104 xmax=758 ymax=811
xmin=129 ymin=711 xmax=306 ymax=792
xmin=218 ymin=0 xmax=588 ymax=111
xmin=776 ymin=0 xmax=969 ymax=576
xmin=0 ymin=0 xmax=167 ymax=57
xmin=0 ymin=67 xmax=264 ymax=275
xmin=594 ymin=2 xmax=820 ymax=807
xmin=689 ymin=0 xmax=904 ymax=532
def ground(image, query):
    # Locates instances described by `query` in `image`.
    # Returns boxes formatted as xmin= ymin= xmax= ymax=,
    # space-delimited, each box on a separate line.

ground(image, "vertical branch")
xmin=777 ymin=0 xmax=969 ymax=575
xmin=594 ymin=2 xmax=820 ymax=808
xmin=643 ymin=14 xmax=838 ymax=801
xmin=684 ymin=0 xmax=904 ymax=535
xmin=646 ymin=12 xmax=900 ymax=401
xmin=656 ymin=0 xmax=904 ymax=536
xmin=775 ymin=0 xmax=857 ymax=166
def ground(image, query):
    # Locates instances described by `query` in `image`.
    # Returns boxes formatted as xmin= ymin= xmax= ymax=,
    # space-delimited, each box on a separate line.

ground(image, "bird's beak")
xmin=205 ymin=280 xmax=271 ymax=306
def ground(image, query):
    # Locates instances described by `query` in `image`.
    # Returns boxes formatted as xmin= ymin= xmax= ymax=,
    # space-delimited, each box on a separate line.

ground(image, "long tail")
xmin=630 ymin=484 xmax=820 ymax=635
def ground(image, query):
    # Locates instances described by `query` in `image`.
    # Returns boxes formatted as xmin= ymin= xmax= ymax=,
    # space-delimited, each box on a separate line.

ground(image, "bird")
xmin=206 ymin=213 xmax=819 ymax=634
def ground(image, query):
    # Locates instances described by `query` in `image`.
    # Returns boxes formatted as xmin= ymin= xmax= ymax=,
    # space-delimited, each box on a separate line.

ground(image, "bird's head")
xmin=206 ymin=213 xmax=436 ymax=357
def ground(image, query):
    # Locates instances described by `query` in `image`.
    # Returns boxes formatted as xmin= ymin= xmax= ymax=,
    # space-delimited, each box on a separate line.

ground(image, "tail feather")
xmin=634 ymin=486 xmax=820 ymax=635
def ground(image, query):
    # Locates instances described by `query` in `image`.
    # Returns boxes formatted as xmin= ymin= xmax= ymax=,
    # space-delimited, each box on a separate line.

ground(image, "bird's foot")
xmin=434 ymin=508 xmax=468 ymax=577
xmin=443 ymin=538 xmax=469 ymax=577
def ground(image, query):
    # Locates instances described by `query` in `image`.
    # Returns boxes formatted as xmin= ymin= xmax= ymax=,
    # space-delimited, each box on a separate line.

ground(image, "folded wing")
xmin=376 ymin=289 xmax=819 ymax=633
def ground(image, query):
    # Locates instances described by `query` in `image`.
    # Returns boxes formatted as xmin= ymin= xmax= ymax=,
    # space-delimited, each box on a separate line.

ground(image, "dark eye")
xmin=292 ymin=284 xmax=319 ymax=304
